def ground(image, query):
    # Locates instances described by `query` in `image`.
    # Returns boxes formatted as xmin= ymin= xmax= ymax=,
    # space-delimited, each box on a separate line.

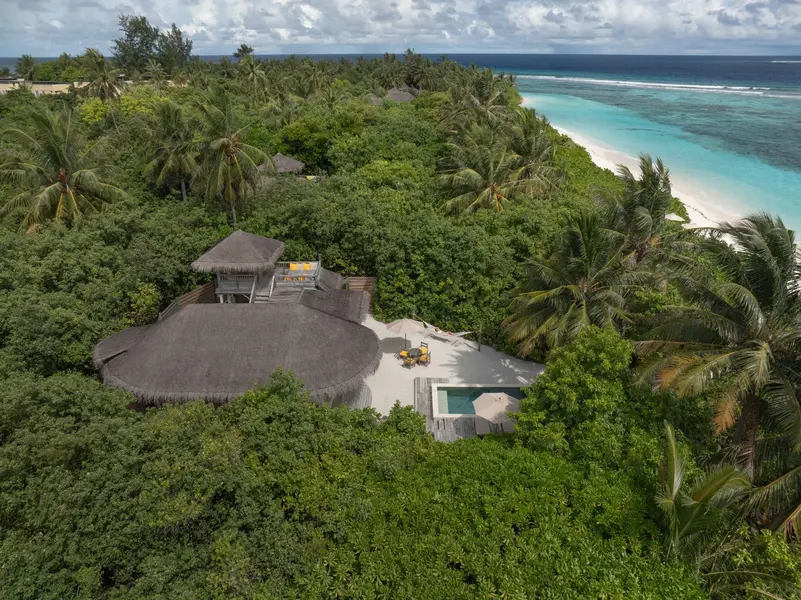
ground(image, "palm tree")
xmin=439 ymin=128 xmax=560 ymax=213
xmin=82 ymin=48 xmax=123 ymax=130
xmin=143 ymin=101 xmax=197 ymax=200
xmin=655 ymin=423 xmax=797 ymax=598
xmin=506 ymin=211 xmax=646 ymax=352
xmin=82 ymin=49 xmax=122 ymax=102
xmin=638 ymin=214 xmax=801 ymax=533
xmin=657 ymin=422 xmax=749 ymax=559
xmin=0 ymin=108 xmax=127 ymax=232
xmin=15 ymin=54 xmax=37 ymax=80
xmin=509 ymin=110 xmax=564 ymax=194
xmin=238 ymin=57 xmax=268 ymax=103
xmin=602 ymin=154 xmax=673 ymax=263
xmin=304 ymin=62 xmax=329 ymax=96
xmin=194 ymin=92 xmax=270 ymax=226
xmin=218 ymin=57 xmax=235 ymax=79
xmin=144 ymin=59 xmax=168 ymax=91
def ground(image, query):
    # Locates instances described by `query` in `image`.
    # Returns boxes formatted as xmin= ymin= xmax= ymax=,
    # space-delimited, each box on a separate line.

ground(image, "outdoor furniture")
xmin=386 ymin=318 xmax=425 ymax=347
xmin=399 ymin=347 xmax=423 ymax=368
xmin=418 ymin=351 xmax=431 ymax=366
xmin=472 ymin=393 xmax=520 ymax=434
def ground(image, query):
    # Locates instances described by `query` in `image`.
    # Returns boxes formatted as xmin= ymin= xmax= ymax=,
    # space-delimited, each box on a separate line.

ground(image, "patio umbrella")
xmin=472 ymin=392 xmax=520 ymax=433
xmin=386 ymin=318 xmax=425 ymax=346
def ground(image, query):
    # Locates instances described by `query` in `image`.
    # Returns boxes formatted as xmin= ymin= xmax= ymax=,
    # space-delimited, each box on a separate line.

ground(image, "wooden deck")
xmin=414 ymin=377 xmax=478 ymax=442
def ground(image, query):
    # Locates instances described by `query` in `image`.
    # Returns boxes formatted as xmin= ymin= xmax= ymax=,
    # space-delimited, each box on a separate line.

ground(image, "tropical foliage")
xmin=2 ymin=16 xmax=801 ymax=599
xmin=0 ymin=108 xmax=127 ymax=231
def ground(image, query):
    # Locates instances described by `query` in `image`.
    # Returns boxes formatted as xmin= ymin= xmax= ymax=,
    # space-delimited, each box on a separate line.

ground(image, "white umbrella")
xmin=386 ymin=318 xmax=425 ymax=346
xmin=472 ymin=392 xmax=520 ymax=433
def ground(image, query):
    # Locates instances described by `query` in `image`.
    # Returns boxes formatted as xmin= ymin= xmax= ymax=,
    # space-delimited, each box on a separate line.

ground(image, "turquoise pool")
xmin=436 ymin=386 xmax=526 ymax=415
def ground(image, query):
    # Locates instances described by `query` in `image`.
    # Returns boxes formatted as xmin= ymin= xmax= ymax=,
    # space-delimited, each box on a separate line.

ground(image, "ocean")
xmin=4 ymin=53 xmax=800 ymax=226
xmin=485 ymin=56 xmax=801 ymax=228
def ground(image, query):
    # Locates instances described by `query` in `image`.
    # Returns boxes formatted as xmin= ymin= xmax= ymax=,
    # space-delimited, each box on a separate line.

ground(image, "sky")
xmin=2 ymin=0 xmax=801 ymax=57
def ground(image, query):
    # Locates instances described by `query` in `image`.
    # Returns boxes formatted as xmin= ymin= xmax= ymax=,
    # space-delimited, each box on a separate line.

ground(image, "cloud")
xmin=1 ymin=0 xmax=800 ymax=56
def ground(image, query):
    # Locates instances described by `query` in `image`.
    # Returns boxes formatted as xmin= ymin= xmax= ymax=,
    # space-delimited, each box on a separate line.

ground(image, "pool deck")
xmin=414 ymin=377 xmax=479 ymax=442
xmin=362 ymin=315 xmax=544 ymax=417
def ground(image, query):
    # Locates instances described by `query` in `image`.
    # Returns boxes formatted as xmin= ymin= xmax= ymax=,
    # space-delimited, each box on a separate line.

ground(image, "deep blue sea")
xmin=4 ymin=53 xmax=800 ymax=226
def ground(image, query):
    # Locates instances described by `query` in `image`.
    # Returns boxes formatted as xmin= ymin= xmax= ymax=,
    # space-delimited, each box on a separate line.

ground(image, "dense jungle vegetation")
xmin=1 ymin=14 xmax=800 ymax=599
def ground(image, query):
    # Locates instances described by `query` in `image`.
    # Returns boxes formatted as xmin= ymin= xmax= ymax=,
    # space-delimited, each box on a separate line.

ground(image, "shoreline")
xmin=521 ymin=98 xmax=742 ymax=228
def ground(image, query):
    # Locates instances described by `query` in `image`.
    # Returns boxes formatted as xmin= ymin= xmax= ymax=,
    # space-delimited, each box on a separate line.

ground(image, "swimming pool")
xmin=434 ymin=385 xmax=526 ymax=416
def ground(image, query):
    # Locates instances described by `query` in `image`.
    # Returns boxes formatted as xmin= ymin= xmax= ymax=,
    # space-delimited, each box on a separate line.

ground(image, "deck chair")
xmin=419 ymin=351 xmax=431 ymax=366
xmin=402 ymin=355 xmax=417 ymax=369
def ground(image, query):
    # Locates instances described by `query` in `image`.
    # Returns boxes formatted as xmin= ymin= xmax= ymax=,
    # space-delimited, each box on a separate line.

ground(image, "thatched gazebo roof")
xmin=191 ymin=230 xmax=285 ymax=274
xmin=93 ymin=303 xmax=381 ymax=405
xmin=272 ymin=152 xmax=305 ymax=174
xmin=385 ymin=88 xmax=416 ymax=102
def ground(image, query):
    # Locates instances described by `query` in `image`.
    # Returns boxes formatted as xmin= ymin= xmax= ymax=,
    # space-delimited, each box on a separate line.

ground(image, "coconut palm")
xmin=304 ymin=62 xmax=329 ymax=96
xmin=506 ymin=211 xmax=647 ymax=352
xmin=144 ymin=59 xmax=168 ymax=91
xmin=440 ymin=128 xmax=559 ymax=214
xmin=15 ymin=54 xmax=37 ymax=80
xmin=638 ymin=214 xmax=801 ymax=533
xmin=0 ymin=108 xmax=127 ymax=232
xmin=656 ymin=423 xmax=797 ymax=598
xmin=238 ymin=57 xmax=268 ymax=102
xmin=657 ymin=422 xmax=749 ymax=559
xmin=509 ymin=110 xmax=564 ymax=194
xmin=193 ymin=92 xmax=271 ymax=226
xmin=143 ymin=101 xmax=197 ymax=200
xmin=601 ymin=154 xmax=673 ymax=263
xmin=82 ymin=49 xmax=122 ymax=103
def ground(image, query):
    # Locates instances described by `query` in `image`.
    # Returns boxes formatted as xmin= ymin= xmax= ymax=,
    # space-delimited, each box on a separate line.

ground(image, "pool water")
xmin=437 ymin=386 xmax=526 ymax=415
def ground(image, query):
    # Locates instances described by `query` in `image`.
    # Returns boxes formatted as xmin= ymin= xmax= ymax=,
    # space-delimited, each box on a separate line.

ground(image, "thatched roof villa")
xmin=94 ymin=231 xmax=379 ymax=408
xmin=271 ymin=152 xmax=305 ymax=174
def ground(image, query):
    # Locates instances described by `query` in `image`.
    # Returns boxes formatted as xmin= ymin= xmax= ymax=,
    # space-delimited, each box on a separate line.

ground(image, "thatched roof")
xmin=299 ymin=289 xmax=370 ymax=323
xmin=191 ymin=230 xmax=285 ymax=274
xmin=272 ymin=152 xmax=305 ymax=174
xmin=93 ymin=303 xmax=381 ymax=406
xmin=385 ymin=88 xmax=416 ymax=102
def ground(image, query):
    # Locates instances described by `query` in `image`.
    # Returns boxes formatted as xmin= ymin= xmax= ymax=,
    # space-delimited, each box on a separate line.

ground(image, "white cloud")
xmin=1 ymin=0 xmax=800 ymax=56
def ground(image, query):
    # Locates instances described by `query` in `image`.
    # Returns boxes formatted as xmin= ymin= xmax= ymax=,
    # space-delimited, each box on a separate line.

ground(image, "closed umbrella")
xmin=386 ymin=318 xmax=425 ymax=347
xmin=472 ymin=392 xmax=520 ymax=433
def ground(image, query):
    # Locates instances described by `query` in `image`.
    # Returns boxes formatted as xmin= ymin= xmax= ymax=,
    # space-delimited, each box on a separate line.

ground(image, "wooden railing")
xmin=158 ymin=281 xmax=216 ymax=320
xmin=274 ymin=261 xmax=320 ymax=287
xmin=346 ymin=277 xmax=377 ymax=293
xmin=216 ymin=273 xmax=256 ymax=294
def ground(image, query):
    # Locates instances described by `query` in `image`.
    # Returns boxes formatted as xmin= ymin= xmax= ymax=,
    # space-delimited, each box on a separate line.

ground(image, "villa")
xmin=93 ymin=231 xmax=379 ymax=407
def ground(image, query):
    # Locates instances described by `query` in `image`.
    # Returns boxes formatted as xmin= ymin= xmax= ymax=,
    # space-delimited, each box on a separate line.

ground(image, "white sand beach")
xmin=521 ymin=99 xmax=742 ymax=228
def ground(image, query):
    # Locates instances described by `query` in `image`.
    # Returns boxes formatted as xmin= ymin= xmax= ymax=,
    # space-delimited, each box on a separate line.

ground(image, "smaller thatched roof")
xmin=300 ymin=289 xmax=371 ymax=323
xmin=272 ymin=152 xmax=305 ymax=174
xmin=385 ymin=88 xmax=416 ymax=102
xmin=191 ymin=230 xmax=285 ymax=274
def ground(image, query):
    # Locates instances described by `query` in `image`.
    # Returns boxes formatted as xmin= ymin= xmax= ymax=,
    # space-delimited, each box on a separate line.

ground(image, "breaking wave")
xmin=516 ymin=75 xmax=801 ymax=99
